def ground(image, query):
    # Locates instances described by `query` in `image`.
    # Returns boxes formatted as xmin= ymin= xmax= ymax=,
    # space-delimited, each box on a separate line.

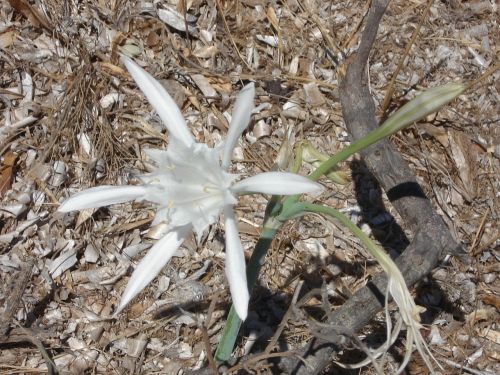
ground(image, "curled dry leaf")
xmin=256 ymin=34 xmax=280 ymax=47
xmin=481 ymin=295 xmax=500 ymax=310
xmin=303 ymin=82 xmax=326 ymax=107
xmin=477 ymin=328 xmax=500 ymax=345
xmin=157 ymin=7 xmax=198 ymax=36
xmin=0 ymin=30 xmax=16 ymax=49
xmin=7 ymin=0 xmax=51 ymax=29
xmin=191 ymin=74 xmax=218 ymax=103
xmin=192 ymin=44 xmax=218 ymax=59
xmin=283 ymin=98 xmax=307 ymax=120
xmin=49 ymin=245 xmax=78 ymax=279
xmin=0 ymin=203 xmax=26 ymax=217
xmin=113 ymin=333 xmax=148 ymax=357
xmin=99 ymin=92 xmax=121 ymax=109
xmin=420 ymin=123 xmax=449 ymax=147
xmin=448 ymin=130 xmax=477 ymax=200
xmin=0 ymin=152 xmax=16 ymax=196
xmin=252 ymin=120 xmax=271 ymax=140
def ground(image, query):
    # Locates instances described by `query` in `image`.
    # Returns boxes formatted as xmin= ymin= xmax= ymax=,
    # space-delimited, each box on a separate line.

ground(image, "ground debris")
xmin=0 ymin=0 xmax=498 ymax=373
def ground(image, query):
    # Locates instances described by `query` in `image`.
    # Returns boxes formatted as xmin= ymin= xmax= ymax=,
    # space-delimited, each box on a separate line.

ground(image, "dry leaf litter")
xmin=0 ymin=0 xmax=498 ymax=374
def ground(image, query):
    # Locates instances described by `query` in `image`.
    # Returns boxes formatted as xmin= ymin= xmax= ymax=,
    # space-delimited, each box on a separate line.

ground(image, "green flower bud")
xmin=380 ymin=82 xmax=465 ymax=136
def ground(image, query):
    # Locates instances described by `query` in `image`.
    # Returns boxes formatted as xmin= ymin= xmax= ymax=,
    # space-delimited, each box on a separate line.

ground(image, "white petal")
xmin=144 ymin=148 xmax=170 ymax=168
xmin=231 ymin=172 xmax=323 ymax=195
xmin=58 ymin=185 xmax=148 ymax=212
xmin=152 ymin=207 xmax=170 ymax=226
xmin=222 ymin=83 xmax=255 ymax=169
xmin=114 ymin=224 xmax=191 ymax=315
xmin=121 ymin=55 xmax=194 ymax=147
xmin=223 ymin=206 xmax=249 ymax=321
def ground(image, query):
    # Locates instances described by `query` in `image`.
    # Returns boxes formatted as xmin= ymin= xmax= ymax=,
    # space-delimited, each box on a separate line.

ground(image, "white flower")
xmin=59 ymin=56 xmax=322 ymax=320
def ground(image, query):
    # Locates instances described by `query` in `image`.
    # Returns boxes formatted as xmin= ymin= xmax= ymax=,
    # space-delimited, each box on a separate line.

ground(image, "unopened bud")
xmin=380 ymin=82 xmax=465 ymax=136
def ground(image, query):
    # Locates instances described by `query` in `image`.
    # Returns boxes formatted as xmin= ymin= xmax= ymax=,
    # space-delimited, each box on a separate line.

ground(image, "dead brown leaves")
xmin=7 ymin=0 xmax=50 ymax=30
xmin=0 ymin=0 xmax=498 ymax=373
xmin=0 ymin=151 xmax=16 ymax=196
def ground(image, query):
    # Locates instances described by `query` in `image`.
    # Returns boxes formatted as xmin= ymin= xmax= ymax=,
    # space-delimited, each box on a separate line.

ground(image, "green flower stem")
xmin=215 ymin=214 xmax=283 ymax=362
xmin=246 ymin=217 xmax=283 ymax=291
xmin=307 ymin=118 xmax=415 ymax=182
xmin=308 ymin=134 xmax=379 ymax=181
xmin=301 ymin=203 xmax=393 ymax=272
xmin=308 ymin=82 xmax=464 ymax=182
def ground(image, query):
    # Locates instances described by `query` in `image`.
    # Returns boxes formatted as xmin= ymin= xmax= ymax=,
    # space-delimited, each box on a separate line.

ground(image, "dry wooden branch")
xmin=0 ymin=259 xmax=34 ymax=341
xmin=278 ymin=0 xmax=464 ymax=373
